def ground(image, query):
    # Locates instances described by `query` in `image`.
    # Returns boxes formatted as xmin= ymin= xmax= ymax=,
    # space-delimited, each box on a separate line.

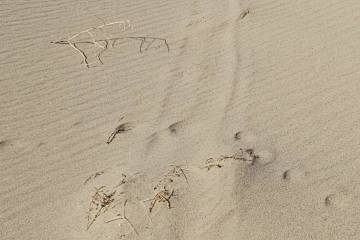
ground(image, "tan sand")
xmin=1 ymin=0 xmax=360 ymax=239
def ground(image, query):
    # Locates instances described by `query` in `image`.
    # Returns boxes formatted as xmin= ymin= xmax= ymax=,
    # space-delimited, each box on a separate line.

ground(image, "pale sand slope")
xmin=1 ymin=0 xmax=360 ymax=239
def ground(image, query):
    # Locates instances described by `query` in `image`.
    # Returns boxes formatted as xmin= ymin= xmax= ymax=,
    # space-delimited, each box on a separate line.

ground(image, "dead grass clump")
xmin=144 ymin=187 xmax=175 ymax=213
xmin=87 ymin=186 xmax=116 ymax=230
xmin=142 ymin=165 xmax=188 ymax=213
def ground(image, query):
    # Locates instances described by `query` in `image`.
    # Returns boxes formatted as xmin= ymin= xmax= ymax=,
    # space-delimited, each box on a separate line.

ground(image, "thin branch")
xmin=72 ymin=43 xmax=89 ymax=68
xmin=202 ymin=148 xmax=259 ymax=170
xmin=51 ymin=20 xmax=131 ymax=67
xmin=97 ymin=40 xmax=109 ymax=64
xmin=51 ymin=36 xmax=170 ymax=67
xmin=179 ymin=167 xmax=189 ymax=184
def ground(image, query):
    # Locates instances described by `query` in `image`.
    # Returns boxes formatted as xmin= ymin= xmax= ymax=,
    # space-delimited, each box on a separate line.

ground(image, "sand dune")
xmin=1 ymin=0 xmax=360 ymax=239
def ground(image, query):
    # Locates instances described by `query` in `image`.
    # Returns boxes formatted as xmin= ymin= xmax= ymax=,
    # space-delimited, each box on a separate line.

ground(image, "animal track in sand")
xmin=234 ymin=130 xmax=277 ymax=166
xmin=282 ymin=168 xmax=307 ymax=182
xmin=324 ymin=194 xmax=335 ymax=206
xmin=324 ymin=191 xmax=352 ymax=208
xmin=0 ymin=139 xmax=8 ymax=148
xmin=72 ymin=121 xmax=83 ymax=127
xmin=234 ymin=131 xmax=242 ymax=140
xmin=168 ymin=121 xmax=184 ymax=134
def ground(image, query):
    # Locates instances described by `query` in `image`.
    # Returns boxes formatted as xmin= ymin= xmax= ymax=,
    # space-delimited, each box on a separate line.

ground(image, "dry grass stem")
xmin=84 ymin=171 xmax=105 ymax=185
xmin=107 ymin=117 xmax=132 ymax=144
xmin=169 ymin=165 xmax=189 ymax=182
xmin=154 ymin=165 xmax=189 ymax=191
xmin=125 ymin=36 xmax=170 ymax=53
xmin=114 ymin=174 xmax=128 ymax=188
xmin=203 ymin=148 xmax=259 ymax=170
xmin=239 ymin=9 xmax=250 ymax=19
xmin=51 ymin=20 xmax=131 ymax=68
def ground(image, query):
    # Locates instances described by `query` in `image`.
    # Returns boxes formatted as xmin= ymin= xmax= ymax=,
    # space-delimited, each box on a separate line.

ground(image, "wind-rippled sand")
xmin=1 ymin=0 xmax=360 ymax=239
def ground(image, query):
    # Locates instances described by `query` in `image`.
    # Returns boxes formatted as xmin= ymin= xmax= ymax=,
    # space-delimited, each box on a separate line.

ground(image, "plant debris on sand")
xmin=87 ymin=186 xmax=116 ymax=230
xmin=203 ymin=148 xmax=259 ymax=170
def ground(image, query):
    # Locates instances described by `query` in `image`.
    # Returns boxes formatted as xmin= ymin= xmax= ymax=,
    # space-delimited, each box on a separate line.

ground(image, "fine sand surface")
xmin=1 ymin=0 xmax=360 ymax=239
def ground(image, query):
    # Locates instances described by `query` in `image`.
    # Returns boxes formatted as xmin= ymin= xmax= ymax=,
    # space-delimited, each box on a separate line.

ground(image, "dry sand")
xmin=1 ymin=0 xmax=360 ymax=239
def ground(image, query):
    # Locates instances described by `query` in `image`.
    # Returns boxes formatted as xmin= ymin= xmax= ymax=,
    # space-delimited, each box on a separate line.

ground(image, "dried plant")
xmin=154 ymin=165 xmax=189 ymax=191
xmin=84 ymin=171 xmax=105 ymax=185
xmin=51 ymin=19 xmax=170 ymax=68
xmin=144 ymin=187 xmax=175 ymax=213
xmin=107 ymin=117 xmax=132 ymax=144
xmin=203 ymin=148 xmax=259 ymax=170
xmin=51 ymin=20 xmax=131 ymax=68
xmin=114 ymin=173 xmax=129 ymax=188
xmin=87 ymin=186 xmax=116 ymax=230
xmin=143 ymin=165 xmax=189 ymax=213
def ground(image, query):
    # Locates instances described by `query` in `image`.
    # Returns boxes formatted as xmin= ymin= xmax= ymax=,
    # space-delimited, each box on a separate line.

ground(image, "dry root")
xmin=51 ymin=19 xmax=170 ymax=68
